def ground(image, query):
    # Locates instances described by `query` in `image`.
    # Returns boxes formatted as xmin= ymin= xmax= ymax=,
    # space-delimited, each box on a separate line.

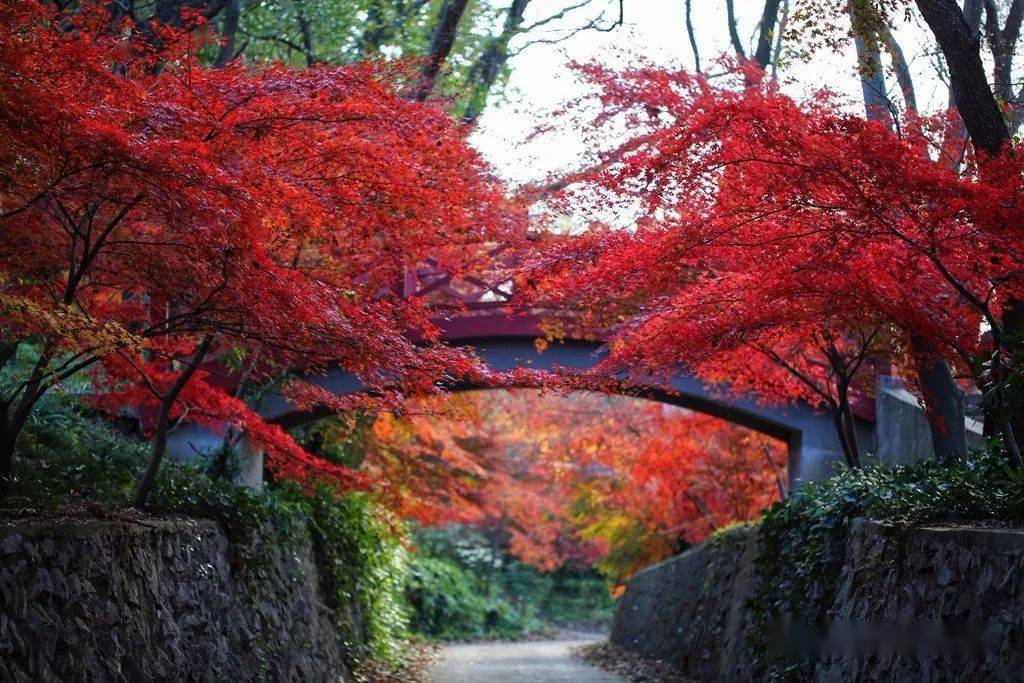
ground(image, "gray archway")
xmin=170 ymin=336 xmax=868 ymax=488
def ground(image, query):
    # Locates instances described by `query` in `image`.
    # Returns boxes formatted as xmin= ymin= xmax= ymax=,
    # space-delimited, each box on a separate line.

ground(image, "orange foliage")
xmin=357 ymin=390 xmax=786 ymax=580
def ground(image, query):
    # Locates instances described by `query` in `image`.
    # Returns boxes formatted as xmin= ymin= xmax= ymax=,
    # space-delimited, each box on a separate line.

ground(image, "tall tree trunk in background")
xmin=413 ymin=0 xmax=471 ymax=102
xmin=723 ymin=0 xmax=783 ymax=69
xmin=359 ymin=0 xmax=389 ymax=55
xmin=725 ymin=0 xmax=746 ymax=59
xmin=730 ymin=0 xmax=783 ymax=84
xmin=685 ymin=0 xmax=701 ymax=72
xmin=913 ymin=339 xmax=969 ymax=463
xmin=940 ymin=0 xmax=983 ymax=163
xmin=770 ymin=0 xmax=791 ymax=79
xmin=915 ymin=0 xmax=1024 ymax=457
xmin=753 ymin=0 xmax=782 ymax=68
xmin=154 ymin=0 xmax=229 ymax=25
xmin=295 ymin=2 xmax=317 ymax=66
xmin=982 ymin=0 xmax=1024 ymax=102
xmin=849 ymin=2 xmax=894 ymax=125
xmin=965 ymin=0 xmax=985 ymax=33
xmin=916 ymin=0 xmax=1009 ymax=154
xmin=462 ymin=0 xmax=530 ymax=124
xmin=881 ymin=30 xmax=917 ymax=111
xmin=359 ymin=0 xmax=433 ymax=57
xmin=214 ymin=0 xmax=242 ymax=66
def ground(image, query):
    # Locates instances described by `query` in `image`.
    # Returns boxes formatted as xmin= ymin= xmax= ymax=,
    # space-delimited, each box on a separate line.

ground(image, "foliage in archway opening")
xmin=351 ymin=390 xmax=787 ymax=588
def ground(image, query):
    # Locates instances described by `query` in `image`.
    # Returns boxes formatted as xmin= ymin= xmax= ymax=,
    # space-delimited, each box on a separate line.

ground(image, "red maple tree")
xmin=0 ymin=2 xmax=518 ymax=500
xmin=523 ymin=60 xmax=1023 ymax=465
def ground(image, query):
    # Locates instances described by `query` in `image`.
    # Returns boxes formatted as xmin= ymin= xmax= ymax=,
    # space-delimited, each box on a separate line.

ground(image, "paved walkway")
xmin=426 ymin=638 xmax=626 ymax=683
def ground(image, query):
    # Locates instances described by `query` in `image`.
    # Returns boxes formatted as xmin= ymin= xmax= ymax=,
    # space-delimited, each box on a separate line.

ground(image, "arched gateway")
xmin=167 ymin=252 xmax=878 ymax=489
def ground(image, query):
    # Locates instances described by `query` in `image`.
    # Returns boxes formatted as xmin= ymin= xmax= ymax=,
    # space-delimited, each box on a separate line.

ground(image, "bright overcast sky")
xmin=471 ymin=0 xmax=947 ymax=186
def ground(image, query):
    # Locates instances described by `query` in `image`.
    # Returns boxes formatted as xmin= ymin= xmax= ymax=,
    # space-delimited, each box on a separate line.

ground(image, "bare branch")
xmin=510 ymin=0 xmax=624 ymax=54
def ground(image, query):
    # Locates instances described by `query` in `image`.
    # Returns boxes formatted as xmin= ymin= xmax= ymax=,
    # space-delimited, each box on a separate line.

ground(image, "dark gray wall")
xmin=0 ymin=516 xmax=350 ymax=682
xmin=612 ymin=521 xmax=1024 ymax=681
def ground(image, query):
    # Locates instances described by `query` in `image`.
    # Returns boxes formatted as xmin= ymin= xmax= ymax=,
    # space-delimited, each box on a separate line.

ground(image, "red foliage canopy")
xmin=523 ymin=61 xmax=1024 ymax=463
xmin=0 ymin=1 xmax=519 ymax=493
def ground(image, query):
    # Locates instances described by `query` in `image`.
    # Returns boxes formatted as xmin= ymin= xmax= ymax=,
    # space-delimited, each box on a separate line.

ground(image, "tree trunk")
xmin=981 ymin=0 xmax=1024 ymax=102
xmin=0 ymin=416 xmax=15 ymax=499
xmin=295 ymin=2 xmax=317 ymax=67
xmin=882 ymin=30 xmax=917 ymax=111
xmin=214 ymin=0 xmax=242 ymax=66
xmin=133 ymin=335 xmax=213 ymax=509
xmin=833 ymin=405 xmax=860 ymax=469
xmin=725 ymin=0 xmax=746 ymax=58
xmin=916 ymin=0 xmax=1024 ymax=455
xmin=852 ymin=11 xmax=967 ymax=465
xmin=849 ymin=0 xmax=894 ymax=126
xmin=412 ymin=0 xmax=471 ymax=102
xmin=154 ymin=0 xmax=229 ymax=26
xmin=763 ymin=445 xmax=787 ymax=499
xmin=0 ymin=345 xmax=59 ymax=498
xmin=913 ymin=342 xmax=968 ymax=463
xmin=0 ymin=345 xmax=15 ymax=496
xmin=462 ymin=0 xmax=529 ymax=123
xmin=753 ymin=0 xmax=783 ymax=69
xmin=854 ymin=34 xmax=893 ymax=124
xmin=685 ymin=0 xmax=701 ymax=72
xmin=1003 ymin=411 xmax=1023 ymax=465
xmin=769 ymin=0 xmax=791 ymax=79
xmin=915 ymin=0 xmax=1009 ymax=156
xmin=358 ymin=0 xmax=389 ymax=55
xmin=838 ymin=393 xmax=862 ymax=468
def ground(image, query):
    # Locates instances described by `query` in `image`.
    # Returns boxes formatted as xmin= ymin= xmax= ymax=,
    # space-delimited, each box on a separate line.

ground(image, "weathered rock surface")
xmin=0 ymin=516 xmax=349 ymax=682
xmin=611 ymin=520 xmax=1024 ymax=681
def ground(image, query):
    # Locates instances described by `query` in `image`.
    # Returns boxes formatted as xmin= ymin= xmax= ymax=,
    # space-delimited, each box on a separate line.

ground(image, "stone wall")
xmin=873 ymin=375 xmax=986 ymax=465
xmin=0 ymin=515 xmax=351 ymax=682
xmin=611 ymin=521 xmax=1024 ymax=681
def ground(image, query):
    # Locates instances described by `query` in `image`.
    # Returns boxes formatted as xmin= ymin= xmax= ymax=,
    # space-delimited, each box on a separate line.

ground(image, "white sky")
xmin=471 ymin=0 xmax=948 ymax=186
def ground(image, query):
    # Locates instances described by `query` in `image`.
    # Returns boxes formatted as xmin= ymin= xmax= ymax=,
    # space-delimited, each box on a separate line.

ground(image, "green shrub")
xmin=9 ymin=390 xmax=149 ymax=500
xmin=300 ymin=487 xmax=410 ymax=664
xmin=536 ymin=569 xmax=615 ymax=630
xmin=405 ymin=553 xmax=533 ymax=639
xmin=406 ymin=554 xmax=491 ymax=638
xmin=404 ymin=525 xmax=614 ymax=639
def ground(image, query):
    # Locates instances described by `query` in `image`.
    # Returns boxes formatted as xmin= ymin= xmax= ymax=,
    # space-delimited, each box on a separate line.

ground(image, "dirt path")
xmin=426 ymin=638 xmax=626 ymax=683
